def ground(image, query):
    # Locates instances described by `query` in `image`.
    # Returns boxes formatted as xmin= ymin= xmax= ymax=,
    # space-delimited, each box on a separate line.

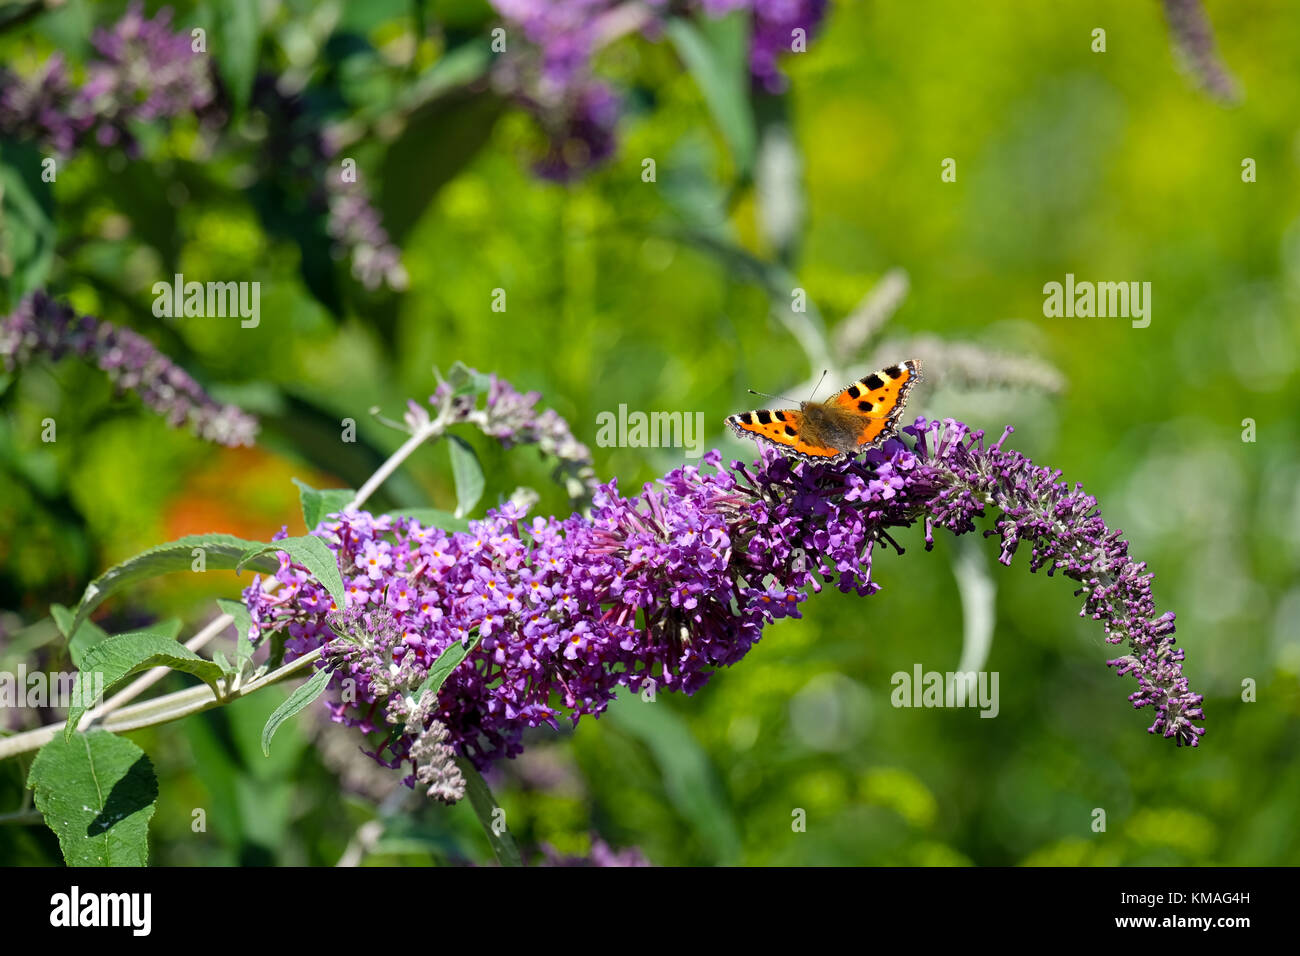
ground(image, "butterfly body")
xmin=726 ymin=360 xmax=922 ymax=464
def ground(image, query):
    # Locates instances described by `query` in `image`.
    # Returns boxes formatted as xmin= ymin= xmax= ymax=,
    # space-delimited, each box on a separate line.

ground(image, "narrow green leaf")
xmin=413 ymin=632 xmax=482 ymax=704
xmin=0 ymin=0 xmax=50 ymax=32
xmin=260 ymin=665 xmax=333 ymax=757
xmin=456 ymin=757 xmax=523 ymax=867
xmin=666 ymin=13 xmax=756 ymax=178
xmin=0 ymin=142 xmax=55 ymax=302
xmin=65 ymin=625 xmax=221 ymax=739
xmin=28 ymin=730 xmax=158 ymax=866
xmin=448 ymin=435 xmax=485 ymax=519
xmin=214 ymin=0 xmax=261 ymax=114
xmin=379 ymin=88 xmax=506 ymax=242
xmin=386 ymin=507 xmax=471 ymax=533
xmin=60 ymin=534 xmax=275 ymax=645
xmin=216 ymin=597 xmax=255 ymax=666
xmin=292 ymin=478 xmax=356 ymax=531
xmin=393 ymin=37 xmax=494 ymax=113
xmin=50 ymin=603 xmax=109 ymax=668
xmin=236 ymin=536 xmax=347 ymax=610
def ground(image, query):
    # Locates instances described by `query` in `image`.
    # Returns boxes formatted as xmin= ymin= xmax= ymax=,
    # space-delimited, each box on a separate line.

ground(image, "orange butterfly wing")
xmin=827 ymin=359 xmax=922 ymax=449
xmin=725 ymin=408 xmax=845 ymax=461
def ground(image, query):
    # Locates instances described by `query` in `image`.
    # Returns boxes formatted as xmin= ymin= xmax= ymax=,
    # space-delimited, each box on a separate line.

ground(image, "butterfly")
xmin=725 ymin=360 xmax=923 ymax=464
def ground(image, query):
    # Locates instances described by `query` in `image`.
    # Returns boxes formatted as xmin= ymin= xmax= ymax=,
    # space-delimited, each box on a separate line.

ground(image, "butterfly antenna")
xmin=747 ymin=388 xmax=800 ymax=404
xmin=808 ymin=369 xmax=829 ymax=402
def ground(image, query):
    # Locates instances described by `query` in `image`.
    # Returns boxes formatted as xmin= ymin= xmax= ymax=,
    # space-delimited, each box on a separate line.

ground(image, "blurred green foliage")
xmin=2 ymin=0 xmax=1298 ymax=866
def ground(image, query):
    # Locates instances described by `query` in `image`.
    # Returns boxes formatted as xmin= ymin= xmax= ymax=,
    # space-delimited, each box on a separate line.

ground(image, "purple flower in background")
xmin=528 ymin=81 xmax=621 ymax=183
xmin=541 ymin=837 xmax=652 ymax=866
xmin=252 ymin=77 xmax=408 ymax=293
xmin=0 ymin=293 xmax=258 ymax=447
xmin=1159 ymin=0 xmax=1240 ymax=103
xmin=748 ymin=0 xmax=830 ymax=93
xmin=489 ymin=0 xmax=832 ymax=179
xmin=0 ymin=2 xmax=219 ymax=156
xmin=324 ymin=173 xmax=409 ymax=292
xmin=244 ymin=398 xmax=1202 ymax=797
xmin=489 ymin=0 xmax=629 ymax=182
xmin=696 ymin=0 xmax=832 ymax=91
xmin=491 ymin=0 xmax=615 ymax=93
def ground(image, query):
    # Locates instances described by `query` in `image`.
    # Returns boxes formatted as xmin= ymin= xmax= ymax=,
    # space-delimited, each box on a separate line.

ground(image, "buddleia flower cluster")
xmin=0 ymin=292 xmax=257 ymax=447
xmin=243 ymin=389 xmax=1203 ymax=800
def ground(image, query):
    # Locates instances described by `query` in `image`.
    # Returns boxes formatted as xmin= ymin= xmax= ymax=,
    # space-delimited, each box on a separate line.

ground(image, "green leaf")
xmin=379 ymin=88 xmax=506 ymax=242
xmin=412 ymin=632 xmax=481 ymax=705
xmin=49 ymin=603 xmax=109 ymax=669
xmin=214 ymin=0 xmax=261 ymax=114
xmin=393 ymin=37 xmax=494 ymax=113
xmin=215 ymin=597 xmax=255 ymax=666
xmin=60 ymin=534 xmax=275 ymax=645
xmin=260 ymin=665 xmax=332 ymax=757
xmin=606 ymin=693 xmax=741 ymax=864
xmin=445 ymin=360 xmax=492 ymax=398
xmin=385 ymin=507 xmax=471 ymax=533
xmin=65 ymin=624 xmax=220 ymax=739
xmin=28 ymin=731 xmax=158 ymax=866
xmin=0 ymin=0 xmax=50 ymax=32
xmin=0 ymin=141 xmax=56 ymax=304
xmin=292 ymin=478 xmax=356 ymax=531
xmin=447 ymin=435 xmax=485 ymax=519
xmin=236 ymin=536 xmax=347 ymax=611
xmin=456 ymin=757 xmax=523 ymax=867
xmin=666 ymin=13 xmax=756 ymax=179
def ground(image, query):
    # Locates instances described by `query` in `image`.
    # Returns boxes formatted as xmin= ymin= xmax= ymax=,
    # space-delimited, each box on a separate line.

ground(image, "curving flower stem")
xmin=0 ymin=649 xmax=322 ymax=761
xmin=349 ymin=407 xmax=450 ymax=512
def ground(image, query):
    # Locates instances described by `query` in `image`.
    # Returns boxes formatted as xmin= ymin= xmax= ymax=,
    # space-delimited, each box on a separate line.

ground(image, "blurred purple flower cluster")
xmin=429 ymin=370 xmax=600 ymax=504
xmin=0 ymin=2 xmax=219 ymax=156
xmin=252 ymin=77 xmax=408 ymax=294
xmin=323 ymin=174 xmax=409 ymax=292
xmin=489 ymin=0 xmax=830 ymax=180
xmin=696 ymin=0 xmax=829 ymax=92
xmin=0 ymin=2 xmax=405 ymax=294
xmin=540 ymin=837 xmax=651 ymax=866
xmin=0 ymin=292 xmax=257 ymax=446
xmin=243 ymin=407 xmax=1203 ymax=792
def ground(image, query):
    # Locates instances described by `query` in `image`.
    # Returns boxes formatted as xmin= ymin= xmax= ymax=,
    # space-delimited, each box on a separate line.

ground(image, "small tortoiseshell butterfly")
xmin=726 ymin=359 xmax=922 ymax=464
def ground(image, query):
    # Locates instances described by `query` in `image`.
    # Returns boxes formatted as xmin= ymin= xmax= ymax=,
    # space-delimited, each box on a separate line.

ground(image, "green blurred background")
xmin=2 ymin=0 xmax=1298 ymax=865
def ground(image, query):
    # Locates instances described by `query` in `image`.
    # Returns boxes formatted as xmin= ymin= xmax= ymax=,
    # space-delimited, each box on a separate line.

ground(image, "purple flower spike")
xmin=1 ymin=293 xmax=258 ymax=447
xmin=245 ymin=392 xmax=1203 ymax=799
